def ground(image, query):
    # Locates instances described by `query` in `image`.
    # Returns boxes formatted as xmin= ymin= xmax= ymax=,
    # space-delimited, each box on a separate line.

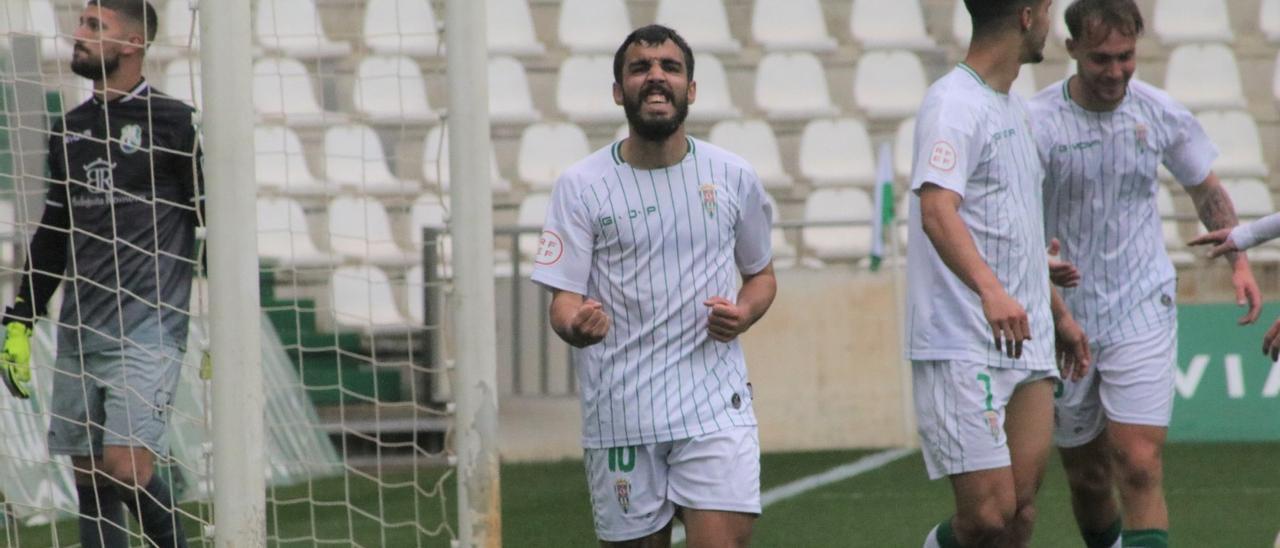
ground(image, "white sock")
xmin=1111 ymin=537 xmax=1123 ymax=548
xmin=923 ymin=524 xmax=943 ymax=548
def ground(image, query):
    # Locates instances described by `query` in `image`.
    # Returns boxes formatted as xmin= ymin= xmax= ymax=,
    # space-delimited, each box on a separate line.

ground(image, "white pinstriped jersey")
xmin=906 ymin=64 xmax=1055 ymax=371
xmin=532 ymin=137 xmax=773 ymax=449
xmin=1029 ymin=78 xmax=1217 ymax=345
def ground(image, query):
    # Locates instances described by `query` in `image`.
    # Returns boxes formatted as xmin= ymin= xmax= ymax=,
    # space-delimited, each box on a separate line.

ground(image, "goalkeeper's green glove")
xmin=2 ymin=322 xmax=32 ymax=399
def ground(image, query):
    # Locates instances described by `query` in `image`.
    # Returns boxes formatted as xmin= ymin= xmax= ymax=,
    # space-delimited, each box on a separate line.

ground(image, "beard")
xmin=622 ymin=83 xmax=689 ymax=142
xmin=70 ymin=46 xmax=119 ymax=80
xmin=1022 ymin=33 xmax=1047 ymax=64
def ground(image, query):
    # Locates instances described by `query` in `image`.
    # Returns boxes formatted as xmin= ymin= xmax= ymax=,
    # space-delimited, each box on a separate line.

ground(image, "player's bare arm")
xmin=705 ymin=262 xmax=777 ymax=343
xmin=1050 ymin=286 xmax=1090 ymax=381
xmin=1185 ymin=173 xmax=1262 ymax=324
xmin=918 ymin=184 xmax=1029 ymax=359
xmin=549 ymin=290 xmax=610 ymax=348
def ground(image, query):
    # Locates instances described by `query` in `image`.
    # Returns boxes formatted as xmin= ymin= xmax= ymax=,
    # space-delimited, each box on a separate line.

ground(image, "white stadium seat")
xmin=518 ymin=123 xmax=591 ymax=190
xmin=488 ymin=0 xmax=545 ymax=56
xmin=255 ymin=0 xmax=351 ymax=59
xmin=851 ymin=0 xmax=934 ymax=50
xmin=854 ymin=50 xmax=927 ymax=120
xmin=558 ymin=0 xmax=631 ymax=54
xmin=1197 ymin=111 xmax=1269 ymax=178
xmin=255 ymin=125 xmax=328 ymax=197
xmin=253 ymin=58 xmax=339 ymax=127
xmin=755 ymin=52 xmax=839 ymax=120
xmin=1153 ymin=0 xmax=1233 ymax=44
xmin=655 ymin=0 xmax=741 ymax=53
xmin=688 ymin=54 xmax=741 ymax=122
xmin=1264 ymin=0 xmax=1280 ymax=43
xmin=708 ymin=120 xmax=794 ymax=190
xmin=328 ymin=197 xmax=417 ymax=267
xmin=330 ymin=265 xmax=416 ymax=333
xmin=153 ymin=0 xmax=199 ymax=58
xmin=1164 ymin=44 xmax=1246 ymax=110
xmin=752 ymin=0 xmax=836 ymax=52
xmin=489 ymin=56 xmax=542 ymax=125
xmin=761 ymin=193 xmax=802 ymax=269
xmin=353 ymin=55 xmax=439 ymax=125
xmin=798 ymin=118 xmax=875 ymax=187
xmin=323 ymin=124 xmax=417 ymax=197
xmin=363 ymin=0 xmax=442 ymax=57
xmin=422 ymin=126 xmax=511 ymax=192
xmin=517 ymin=193 xmax=551 ymax=261
xmin=557 ymin=55 xmax=626 ymax=124
xmin=802 ymin=188 xmax=874 ymax=262
xmin=1156 ymin=185 xmax=1193 ymax=265
xmin=27 ymin=0 xmax=70 ymax=61
xmin=257 ymin=197 xmax=336 ymax=268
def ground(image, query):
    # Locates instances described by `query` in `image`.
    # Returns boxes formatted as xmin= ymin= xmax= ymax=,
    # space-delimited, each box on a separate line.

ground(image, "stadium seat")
xmin=255 ymin=125 xmax=328 ymax=197
xmin=850 ymin=0 xmax=935 ymax=50
xmin=1164 ymin=44 xmax=1246 ymax=110
xmin=257 ymin=197 xmax=336 ymax=268
xmin=854 ymin=50 xmax=927 ymax=120
xmin=17 ymin=0 xmax=70 ymax=62
xmin=708 ymin=120 xmax=794 ymax=190
xmin=751 ymin=0 xmax=836 ymax=52
xmin=363 ymin=0 xmax=442 ymax=57
xmin=558 ymin=0 xmax=631 ymax=54
xmin=489 ymin=56 xmax=542 ymax=125
xmin=755 ymin=52 xmax=839 ymax=120
xmin=255 ymin=0 xmax=352 ymax=59
xmin=761 ymin=192 xmax=803 ymax=269
xmin=1153 ymin=0 xmax=1233 ymax=44
xmin=893 ymin=117 xmax=915 ymax=179
xmin=327 ymin=196 xmax=417 ymax=267
xmin=801 ymin=188 xmax=874 ymax=262
xmin=253 ymin=57 xmax=338 ymax=127
xmin=687 ymin=54 xmax=741 ymax=122
xmin=353 ymin=55 xmax=439 ymax=126
xmin=557 ymin=55 xmax=626 ymax=124
xmin=422 ymin=126 xmax=511 ymax=192
xmin=798 ymin=118 xmax=875 ymax=187
xmin=655 ymin=0 xmax=741 ymax=54
xmin=1221 ymin=179 xmax=1280 ymax=261
xmin=488 ymin=0 xmax=545 ymax=56
xmin=153 ymin=0 xmax=199 ymax=59
xmin=517 ymin=123 xmax=591 ymax=190
xmin=162 ymin=58 xmax=202 ymax=108
xmin=1264 ymin=0 xmax=1280 ymax=43
xmin=329 ymin=265 xmax=417 ymax=333
xmin=1197 ymin=111 xmax=1269 ymax=178
xmin=516 ymin=193 xmax=551 ymax=261
xmin=1156 ymin=185 xmax=1193 ymax=266
xmin=323 ymin=124 xmax=417 ymax=197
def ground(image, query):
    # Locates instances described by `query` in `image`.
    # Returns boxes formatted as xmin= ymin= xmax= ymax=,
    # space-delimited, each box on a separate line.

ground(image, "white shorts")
xmin=1054 ymin=326 xmax=1177 ymax=448
xmin=583 ymin=425 xmax=761 ymax=542
xmin=913 ymin=360 xmax=1059 ymax=480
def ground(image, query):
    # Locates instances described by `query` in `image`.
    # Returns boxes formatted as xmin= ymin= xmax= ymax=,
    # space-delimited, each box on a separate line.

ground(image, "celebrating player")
xmin=907 ymin=1 xmax=1092 ymax=547
xmin=1029 ymin=1 xmax=1261 ymax=547
xmin=0 ymin=1 xmax=201 ymax=547
xmin=531 ymin=24 xmax=776 ymax=548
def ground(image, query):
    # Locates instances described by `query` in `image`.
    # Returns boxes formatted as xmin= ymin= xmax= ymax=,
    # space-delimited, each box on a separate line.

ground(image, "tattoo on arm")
xmin=1193 ymin=185 xmax=1241 ymax=262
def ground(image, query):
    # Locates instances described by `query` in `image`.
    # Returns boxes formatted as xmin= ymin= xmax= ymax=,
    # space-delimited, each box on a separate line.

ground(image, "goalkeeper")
xmin=1 ymin=1 xmax=201 ymax=547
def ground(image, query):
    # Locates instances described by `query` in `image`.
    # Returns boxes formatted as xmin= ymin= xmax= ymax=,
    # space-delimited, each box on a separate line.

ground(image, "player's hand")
xmin=1231 ymin=263 xmax=1262 ymax=325
xmin=981 ymin=289 xmax=1029 ymax=359
xmin=1046 ymin=238 xmax=1080 ymax=288
xmin=704 ymin=296 xmax=748 ymax=343
xmin=1263 ymin=317 xmax=1280 ymax=361
xmin=1054 ymin=314 xmax=1091 ymax=382
xmin=1187 ymin=227 xmax=1239 ymax=259
xmin=1 ymin=322 xmax=32 ymax=399
xmin=568 ymin=299 xmax=609 ymax=348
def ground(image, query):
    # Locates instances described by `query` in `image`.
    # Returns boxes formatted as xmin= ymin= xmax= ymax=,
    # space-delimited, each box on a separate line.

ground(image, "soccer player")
xmin=1029 ymin=1 xmax=1262 ymax=547
xmin=0 ymin=1 xmax=201 ymax=547
xmin=908 ymin=1 xmax=1092 ymax=547
xmin=532 ymin=24 xmax=776 ymax=548
xmin=1190 ymin=218 xmax=1280 ymax=360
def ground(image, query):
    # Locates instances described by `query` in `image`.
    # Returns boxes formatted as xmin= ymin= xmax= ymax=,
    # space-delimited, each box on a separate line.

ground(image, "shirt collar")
xmin=91 ymin=78 xmax=150 ymax=105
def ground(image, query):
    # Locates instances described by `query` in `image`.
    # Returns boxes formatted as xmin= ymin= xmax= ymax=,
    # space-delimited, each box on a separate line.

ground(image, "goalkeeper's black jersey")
xmin=5 ymin=79 xmax=204 ymax=353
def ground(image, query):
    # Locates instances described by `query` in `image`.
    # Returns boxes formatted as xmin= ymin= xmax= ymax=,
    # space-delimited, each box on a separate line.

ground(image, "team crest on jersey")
xmin=83 ymin=157 xmax=116 ymax=193
xmin=1135 ymin=123 xmax=1149 ymax=153
xmin=119 ymin=124 xmax=143 ymax=154
xmin=615 ymin=479 xmax=632 ymax=513
xmin=535 ymin=230 xmax=564 ymax=266
xmin=700 ymin=183 xmax=716 ymax=218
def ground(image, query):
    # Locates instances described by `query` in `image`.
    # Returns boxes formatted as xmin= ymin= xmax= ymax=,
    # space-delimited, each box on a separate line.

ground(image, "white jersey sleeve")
xmin=532 ymin=174 xmax=596 ymax=295
xmin=1230 ymin=212 xmax=1280 ymax=251
xmin=1159 ymin=99 xmax=1218 ymax=187
xmin=733 ymin=170 xmax=774 ymax=275
xmin=910 ymin=95 xmax=982 ymax=197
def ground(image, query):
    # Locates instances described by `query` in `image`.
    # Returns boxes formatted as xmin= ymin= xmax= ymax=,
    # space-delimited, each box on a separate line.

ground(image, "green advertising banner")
xmin=1172 ymin=302 xmax=1280 ymax=441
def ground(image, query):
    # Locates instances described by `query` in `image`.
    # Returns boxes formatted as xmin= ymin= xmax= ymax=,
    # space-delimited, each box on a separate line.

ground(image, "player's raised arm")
xmin=919 ymin=184 xmax=1029 ymax=359
xmin=1185 ymin=173 xmax=1262 ymax=324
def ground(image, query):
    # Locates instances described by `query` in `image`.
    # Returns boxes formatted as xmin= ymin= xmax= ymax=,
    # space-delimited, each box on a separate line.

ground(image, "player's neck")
xmin=1067 ymin=76 xmax=1124 ymax=112
xmin=620 ymin=128 xmax=689 ymax=170
xmin=92 ymin=64 xmax=145 ymax=102
xmin=963 ymin=37 xmax=1026 ymax=94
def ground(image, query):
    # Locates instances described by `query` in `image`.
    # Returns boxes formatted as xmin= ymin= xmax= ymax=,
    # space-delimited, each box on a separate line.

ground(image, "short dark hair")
xmin=964 ymin=0 xmax=1040 ymax=36
xmin=612 ymin=25 xmax=694 ymax=84
xmin=1063 ymin=0 xmax=1144 ymax=43
xmin=87 ymin=0 xmax=158 ymax=43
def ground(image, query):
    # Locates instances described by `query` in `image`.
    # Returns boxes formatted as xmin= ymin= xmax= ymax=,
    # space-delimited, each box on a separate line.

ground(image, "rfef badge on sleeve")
xmin=700 ymin=183 xmax=716 ymax=218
